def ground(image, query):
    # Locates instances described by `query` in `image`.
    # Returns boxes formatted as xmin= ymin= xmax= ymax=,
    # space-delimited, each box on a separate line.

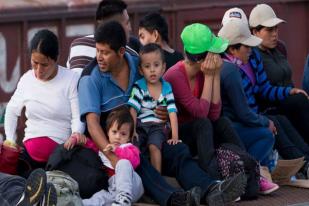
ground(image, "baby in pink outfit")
xmin=83 ymin=106 xmax=144 ymax=206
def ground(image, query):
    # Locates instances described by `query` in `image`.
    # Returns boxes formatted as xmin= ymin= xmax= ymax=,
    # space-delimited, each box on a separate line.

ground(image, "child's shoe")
xmin=259 ymin=176 xmax=279 ymax=195
xmin=111 ymin=192 xmax=131 ymax=206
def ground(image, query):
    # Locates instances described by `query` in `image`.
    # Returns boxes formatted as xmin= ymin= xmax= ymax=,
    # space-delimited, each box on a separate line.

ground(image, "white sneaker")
xmin=234 ymin=197 xmax=241 ymax=202
xmin=111 ymin=192 xmax=131 ymax=206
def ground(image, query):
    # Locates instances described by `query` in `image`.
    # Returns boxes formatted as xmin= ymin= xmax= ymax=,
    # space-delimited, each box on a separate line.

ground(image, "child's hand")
xmin=103 ymin=144 xmax=116 ymax=152
xmin=167 ymin=138 xmax=182 ymax=145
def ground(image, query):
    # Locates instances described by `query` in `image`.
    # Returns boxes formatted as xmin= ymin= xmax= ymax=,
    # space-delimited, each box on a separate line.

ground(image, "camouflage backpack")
xmin=46 ymin=170 xmax=83 ymax=206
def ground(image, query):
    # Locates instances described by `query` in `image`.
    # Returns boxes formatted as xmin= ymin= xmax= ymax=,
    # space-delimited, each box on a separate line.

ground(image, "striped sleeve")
xmin=66 ymin=35 xmax=96 ymax=74
xmin=251 ymin=48 xmax=292 ymax=101
xmin=165 ymin=83 xmax=177 ymax=113
xmin=127 ymin=84 xmax=143 ymax=113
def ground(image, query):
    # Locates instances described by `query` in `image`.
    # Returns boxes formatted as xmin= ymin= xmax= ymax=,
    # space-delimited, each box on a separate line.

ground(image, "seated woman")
xmin=4 ymin=29 xmax=85 ymax=178
xmin=249 ymin=4 xmax=309 ymax=141
xmin=218 ymin=19 xmax=309 ymax=182
xmin=164 ymin=23 xmax=245 ymax=180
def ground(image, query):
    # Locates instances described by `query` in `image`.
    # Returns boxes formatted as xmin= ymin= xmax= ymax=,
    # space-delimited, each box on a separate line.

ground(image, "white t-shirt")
xmin=5 ymin=66 xmax=84 ymax=144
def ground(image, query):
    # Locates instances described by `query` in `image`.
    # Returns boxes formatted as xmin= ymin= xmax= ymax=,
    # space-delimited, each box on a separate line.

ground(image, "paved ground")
xmin=235 ymin=186 xmax=309 ymax=206
xmin=134 ymin=177 xmax=309 ymax=206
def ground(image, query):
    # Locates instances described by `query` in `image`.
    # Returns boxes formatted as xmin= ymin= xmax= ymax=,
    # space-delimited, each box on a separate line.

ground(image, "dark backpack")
xmin=216 ymin=143 xmax=259 ymax=200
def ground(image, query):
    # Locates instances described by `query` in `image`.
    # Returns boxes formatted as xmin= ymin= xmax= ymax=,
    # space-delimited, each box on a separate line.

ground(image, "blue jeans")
xmin=0 ymin=172 xmax=25 ymax=206
xmin=136 ymin=142 xmax=216 ymax=206
xmin=232 ymin=122 xmax=274 ymax=167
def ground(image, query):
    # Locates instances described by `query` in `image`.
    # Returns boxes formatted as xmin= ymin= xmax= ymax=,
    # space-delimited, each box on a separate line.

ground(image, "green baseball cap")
xmin=181 ymin=23 xmax=229 ymax=54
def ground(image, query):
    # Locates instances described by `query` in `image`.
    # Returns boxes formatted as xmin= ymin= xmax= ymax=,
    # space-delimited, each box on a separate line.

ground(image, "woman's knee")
xmin=214 ymin=116 xmax=231 ymax=126
xmin=258 ymin=128 xmax=275 ymax=146
xmin=290 ymin=93 xmax=309 ymax=108
xmin=194 ymin=118 xmax=212 ymax=129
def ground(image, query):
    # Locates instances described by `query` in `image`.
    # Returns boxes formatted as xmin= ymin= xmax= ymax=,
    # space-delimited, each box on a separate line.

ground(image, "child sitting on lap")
xmin=82 ymin=107 xmax=144 ymax=206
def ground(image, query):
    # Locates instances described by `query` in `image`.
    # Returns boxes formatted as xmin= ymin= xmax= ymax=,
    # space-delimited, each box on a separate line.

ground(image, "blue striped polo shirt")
xmin=78 ymin=52 xmax=141 ymax=122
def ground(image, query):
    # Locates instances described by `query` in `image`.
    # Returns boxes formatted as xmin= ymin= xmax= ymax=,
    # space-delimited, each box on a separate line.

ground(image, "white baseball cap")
xmin=218 ymin=20 xmax=262 ymax=47
xmin=249 ymin=4 xmax=285 ymax=28
xmin=222 ymin=7 xmax=248 ymax=26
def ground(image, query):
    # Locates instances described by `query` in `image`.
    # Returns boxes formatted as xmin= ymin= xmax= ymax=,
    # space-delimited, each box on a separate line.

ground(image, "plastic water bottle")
xmin=268 ymin=149 xmax=279 ymax=172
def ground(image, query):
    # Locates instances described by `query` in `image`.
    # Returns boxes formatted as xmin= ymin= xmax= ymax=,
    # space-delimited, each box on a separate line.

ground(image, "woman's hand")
xmin=200 ymin=53 xmax=223 ymax=75
xmin=290 ymin=88 xmax=309 ymax=98
xmin=268 ymin=120 xmax=277 ymax=136
xmin=73 ymin=132 xmax=87 ymax=145
xmin=64 ymin=137 xmax=76 ymax=150
xmin=3 ymin=139 xmax=18 ymax=149
xmin=64 ymin=132 xmax=86 ymax=150
xmin=213 ymin=53 xmax=223 ymax=74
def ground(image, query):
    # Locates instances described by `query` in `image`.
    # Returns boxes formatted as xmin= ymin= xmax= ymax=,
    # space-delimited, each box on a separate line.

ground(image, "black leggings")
xmin=17 ymin=148 xmax=46 ymax=178
xmin=260 ymin=93 xmax=309 ymax=144
xmin=179 ymin=116 xmax=245 ymax=179
xmin=268 ymin=115 xmax=309 ymax=162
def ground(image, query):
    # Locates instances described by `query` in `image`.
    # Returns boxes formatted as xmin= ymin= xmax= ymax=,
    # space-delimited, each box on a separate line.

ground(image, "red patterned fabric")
xmin=0 ymin=143 xmax=21 ymax=174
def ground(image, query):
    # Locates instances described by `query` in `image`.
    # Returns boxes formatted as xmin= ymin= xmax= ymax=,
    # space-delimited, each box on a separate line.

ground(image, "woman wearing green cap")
xmin=164 ymin=23 xmax=245 ymax=179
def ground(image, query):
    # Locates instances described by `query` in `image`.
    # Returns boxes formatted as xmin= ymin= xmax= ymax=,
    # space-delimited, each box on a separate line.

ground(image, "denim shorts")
xmin=136 ymin=122 xmax=168 ymax=151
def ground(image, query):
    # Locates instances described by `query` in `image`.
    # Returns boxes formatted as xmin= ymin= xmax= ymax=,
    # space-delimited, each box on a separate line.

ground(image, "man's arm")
xmin=86 ymin=112 xmax=118 ymax=168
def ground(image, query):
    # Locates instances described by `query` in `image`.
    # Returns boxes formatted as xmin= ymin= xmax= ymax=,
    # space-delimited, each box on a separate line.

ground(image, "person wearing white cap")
xmin=221 ymin=7 xmax=248 ymax=26
xmin=249 ymin=3 xmax=309 ymax=146
xmin=218 ymin=19 xmax=281 ymax=195
xmin=249 ymin=3 xmax=287 ymax=81
xmin=249 ymin=4 xmax=285 ymax=29
xmin=219 ymin=19 xmax=309 ymax=192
